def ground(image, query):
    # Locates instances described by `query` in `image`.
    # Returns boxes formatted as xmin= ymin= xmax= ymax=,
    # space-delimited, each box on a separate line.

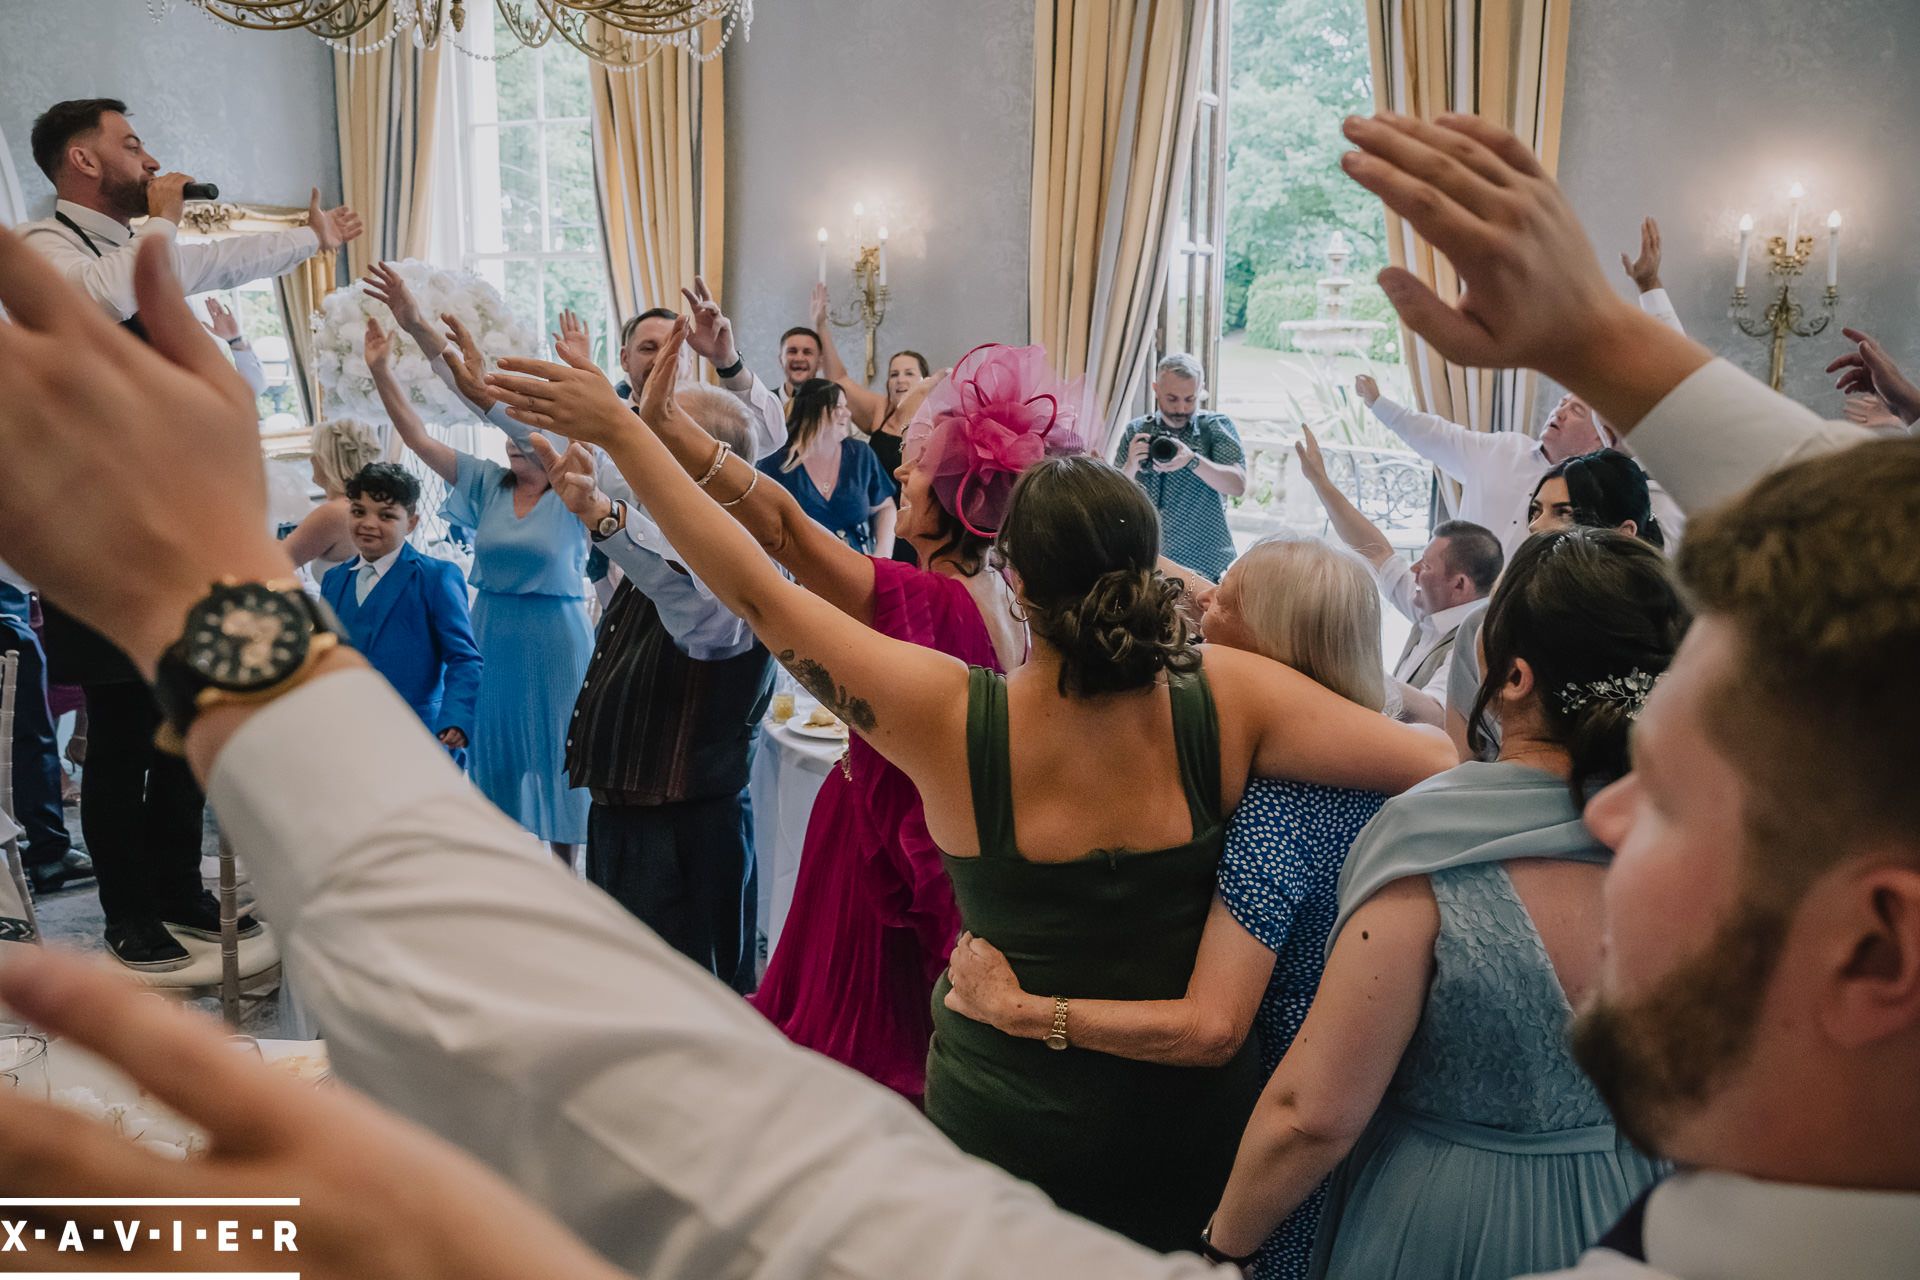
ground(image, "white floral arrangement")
xmin=53 ymin=1087 xmax=206 ymax=1161
xmin=310 ymin=259 xmax=537 ymax=425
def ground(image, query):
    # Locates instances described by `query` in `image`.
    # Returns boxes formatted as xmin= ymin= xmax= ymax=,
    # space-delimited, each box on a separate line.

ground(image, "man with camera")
xmin=1113 ymin=353 xmax=1248 ymax=580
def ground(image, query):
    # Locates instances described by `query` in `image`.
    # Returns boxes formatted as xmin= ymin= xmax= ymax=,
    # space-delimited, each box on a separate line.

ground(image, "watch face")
xmin=182 ymin=583 xmax=312 ymax=691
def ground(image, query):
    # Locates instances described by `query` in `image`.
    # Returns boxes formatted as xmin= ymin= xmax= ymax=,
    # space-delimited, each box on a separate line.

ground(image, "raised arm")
xmin=812 ymin=283 xmax=887 ymax=430
xmin=489 ymin=333 xmax=974 ymax=799
xmin=944 ymin=896 xmax=1274 ymax=1067
xmin=1295 ymin=425 xmax=1393 ymax=569
xmin=365 ymin=319 xmax=458 ymax=485
xmin=1205 ymin=877 xmax=1438 ymax=1258
xmin=1210 ymin=643 xmax=1456 ymax=794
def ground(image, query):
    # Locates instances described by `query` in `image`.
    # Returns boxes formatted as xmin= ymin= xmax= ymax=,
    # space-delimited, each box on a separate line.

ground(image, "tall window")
xmin=452 ymin=13 xmax=618 ymax=368
xmin=1157 ymin=0 xmax=1230 ymax=394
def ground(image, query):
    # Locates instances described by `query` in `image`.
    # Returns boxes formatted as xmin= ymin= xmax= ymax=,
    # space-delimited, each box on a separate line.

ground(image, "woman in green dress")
xmin=483 ymin=327 xmax=1459 ymax=1253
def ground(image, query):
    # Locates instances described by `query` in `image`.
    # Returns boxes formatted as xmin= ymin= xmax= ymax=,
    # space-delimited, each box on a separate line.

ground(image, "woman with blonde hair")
xmin=939 ymin=531 xmax=1398 ymax=1277
xmin=282 ymin=416 xmax=384 ymax=576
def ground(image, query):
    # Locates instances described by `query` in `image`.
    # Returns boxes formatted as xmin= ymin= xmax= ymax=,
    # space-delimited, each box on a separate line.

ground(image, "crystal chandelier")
xmin=161 ymin=0 xmax=752 ymax=66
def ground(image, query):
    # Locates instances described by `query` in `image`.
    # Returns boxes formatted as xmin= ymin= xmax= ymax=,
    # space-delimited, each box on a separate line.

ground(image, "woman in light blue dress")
xmin=1205 ymin=528 xmax=1689 ymax=1279
xmin=367 ymin=320 xmax=591 ymax=854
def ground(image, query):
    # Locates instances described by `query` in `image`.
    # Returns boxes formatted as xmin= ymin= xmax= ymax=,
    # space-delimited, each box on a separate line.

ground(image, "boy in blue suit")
xmin=321 ymin=464 xmax=482 ymax=758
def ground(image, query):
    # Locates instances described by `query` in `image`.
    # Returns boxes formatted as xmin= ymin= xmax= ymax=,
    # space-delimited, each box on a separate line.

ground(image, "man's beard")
xmin=101 ymin=172 xmax=148 ymax=221
xmin=1570 ymin=893 xmax=1790 ymax=1154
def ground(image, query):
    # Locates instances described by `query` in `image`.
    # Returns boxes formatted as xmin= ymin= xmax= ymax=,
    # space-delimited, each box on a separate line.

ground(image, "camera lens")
xmin=1148 ymin=435 xmax=1181 ymax=465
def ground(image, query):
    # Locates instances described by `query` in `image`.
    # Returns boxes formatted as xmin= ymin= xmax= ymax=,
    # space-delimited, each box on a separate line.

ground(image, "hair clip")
xmin=1555 ymin=668 xmax=1657 ymax=719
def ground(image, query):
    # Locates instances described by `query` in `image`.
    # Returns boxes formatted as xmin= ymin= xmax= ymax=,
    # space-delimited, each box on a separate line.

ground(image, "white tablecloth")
xmin=749 ymin=719 xmax=844 ymax=956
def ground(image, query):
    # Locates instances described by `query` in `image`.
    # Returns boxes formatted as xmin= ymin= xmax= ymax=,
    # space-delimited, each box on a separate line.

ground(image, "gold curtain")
xmin=1364 ymin=0 xmax=1572 ymax=436
xmin=1030 ymin=0 xmax=1208 ymax=448
xmin=333 ymin=15 xmax=446 ymax=279
xmin=275 ymin=251 xmax=335 ymax=425
xmin=588 ymin=23 xmax=725 ymax=327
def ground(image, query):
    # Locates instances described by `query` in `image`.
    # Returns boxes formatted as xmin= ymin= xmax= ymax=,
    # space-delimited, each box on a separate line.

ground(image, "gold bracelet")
xmin=695 ymin=440 xmax=732 ymax=489
xmin=1044 ymin=995 xmax=1070 ymax=1051
xmin=718 ymin=467 xmax=760 ymax=509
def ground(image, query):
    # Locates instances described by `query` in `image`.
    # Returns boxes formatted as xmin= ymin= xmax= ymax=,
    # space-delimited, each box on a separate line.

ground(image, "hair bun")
xmin=1036 ymin=568 xmax=1200 ymax=696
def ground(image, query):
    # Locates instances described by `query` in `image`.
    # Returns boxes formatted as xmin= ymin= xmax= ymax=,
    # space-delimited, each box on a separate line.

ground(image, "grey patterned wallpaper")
xmin=1556 ymin=0 xmax=1920 ymax=413
xmin=721 ymin=0 xmax=1033 ymax=378
xmin=0 ymin=0 xmax=340 ymax=218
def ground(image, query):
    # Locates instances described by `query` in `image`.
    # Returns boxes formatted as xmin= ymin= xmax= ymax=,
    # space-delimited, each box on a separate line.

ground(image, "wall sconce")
xmin=815 ymin=202 xmax=892 ymax=382
xmin=1730 ymin=181 xmax=1842 ymax=391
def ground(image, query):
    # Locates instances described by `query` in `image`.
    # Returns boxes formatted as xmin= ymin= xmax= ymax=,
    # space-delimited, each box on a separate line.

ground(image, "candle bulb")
xmin=877 ymin=226 xmax=889 ymax=287
xmin=1785 ymin=182 xmax=1805 ymax=253
xmin=816 ymin=227 xmax=829 ymax=285
xmin=1826 ymin=210 xmax=1842 ymax=289
xmin=1735 ymin=213 xmax=1754 ymax=290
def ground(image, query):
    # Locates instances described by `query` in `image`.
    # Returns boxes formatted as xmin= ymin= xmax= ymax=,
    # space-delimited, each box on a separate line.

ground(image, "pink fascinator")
xmin=902 ymin=343 xmax=1086 ymax=537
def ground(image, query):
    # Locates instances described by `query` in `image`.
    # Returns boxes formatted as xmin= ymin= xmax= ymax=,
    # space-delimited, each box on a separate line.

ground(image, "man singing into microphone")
xmin=14 ymin=97 xmax=361 ymax=972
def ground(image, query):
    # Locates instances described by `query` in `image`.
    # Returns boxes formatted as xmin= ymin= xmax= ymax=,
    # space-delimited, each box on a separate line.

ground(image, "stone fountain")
xmin=1280 ymin=230 xmax=1388 ymax=358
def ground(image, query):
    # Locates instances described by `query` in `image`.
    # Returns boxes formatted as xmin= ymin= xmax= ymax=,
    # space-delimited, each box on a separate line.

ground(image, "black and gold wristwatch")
xmin=152 ymin=578 xmax=343 ymax=752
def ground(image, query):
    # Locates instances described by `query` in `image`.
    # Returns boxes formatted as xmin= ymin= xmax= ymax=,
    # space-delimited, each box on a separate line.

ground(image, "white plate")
xmin=786 ymin=717 xmax=849 ymax=741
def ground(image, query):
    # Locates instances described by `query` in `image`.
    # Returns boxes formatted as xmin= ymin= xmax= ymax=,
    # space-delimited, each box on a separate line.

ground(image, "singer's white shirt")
xmin=17 ymin=199 xmax=319 ymax=322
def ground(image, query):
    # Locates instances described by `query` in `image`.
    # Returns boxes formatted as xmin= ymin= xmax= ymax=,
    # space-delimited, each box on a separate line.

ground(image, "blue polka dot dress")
xmin=1217 ymin=777 xmax=1388 ymax=1280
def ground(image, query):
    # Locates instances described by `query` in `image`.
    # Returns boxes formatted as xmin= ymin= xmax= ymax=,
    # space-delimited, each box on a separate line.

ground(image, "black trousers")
xmin=0 ymin=607 xmax=72 ymax=868
xmin=78 ymin=681 xmax=205 ymax=927
xmin=586 ymin=790 xmax=758 ymax=994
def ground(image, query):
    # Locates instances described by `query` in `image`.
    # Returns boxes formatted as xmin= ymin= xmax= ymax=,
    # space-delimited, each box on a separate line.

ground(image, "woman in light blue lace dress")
xmin=1205 ymin=528 xmax=1689 ymax=1280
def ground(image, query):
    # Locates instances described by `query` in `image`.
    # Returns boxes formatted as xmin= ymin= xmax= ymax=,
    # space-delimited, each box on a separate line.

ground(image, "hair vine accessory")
xmin=1555 ymin=669 xmax=1658 ymax=718
xmin=903 ymin=343 xmax=1087 ymax=537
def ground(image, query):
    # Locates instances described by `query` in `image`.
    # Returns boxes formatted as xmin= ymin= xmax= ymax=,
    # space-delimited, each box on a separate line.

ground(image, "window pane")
xmin=497 ymin=124 xmax=544 ymax=253
xmin=545 ymin=121 xmax=599 ymax=252
xmin=505 ymin=259 xmax=544 ymax=335
xmin=188 ymin=279 xmax=303 ymax=431
xmin=543 ymin=46 xmax=590 ymax=117
xmin=543 ymin=258 xmax=613 ymax=359
xmin=494 ymin=11 xmax=539 ymax=121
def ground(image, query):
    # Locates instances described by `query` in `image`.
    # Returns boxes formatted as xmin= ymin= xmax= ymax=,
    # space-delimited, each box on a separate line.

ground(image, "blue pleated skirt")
xmin=468 ymin=589 xmax=592 ymax=844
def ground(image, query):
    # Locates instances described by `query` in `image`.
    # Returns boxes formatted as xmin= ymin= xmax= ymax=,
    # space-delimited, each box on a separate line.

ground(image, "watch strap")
xmin=713 ymin=355 xmax=745 ymax=380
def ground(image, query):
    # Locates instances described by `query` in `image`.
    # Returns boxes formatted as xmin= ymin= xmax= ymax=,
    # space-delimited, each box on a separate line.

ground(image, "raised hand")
xmin=810 ymin=281 xmax=830 ymax=332
xmin=486 ymin=352 xmax=638 ymax=448
xmin=1620 ymin=216 xmax=1663 ymax=292
xmin=0 ymin=948 xmax=628 ymax=1280
xmin=1338 ymin=111 xmax=1709 ymax=428
xmin=364 ymin=317 xmax=393 ymax=371
xmin=0 ymin=227 xmax=288 ymax=675
xmin=440 ymin=313 xmax=499 ymax=412
xmin=637 ymin=316 xmax=688 ymax=428
xmin=1353 ymin=373 xmax=1380 ymax=406
xmin=365 ymin=261 xmax=435 ymax=344
xmin=552 ymin=307 xmax=593 ymax=369
xmin=527 ymin=434 xmax=612 ymax=526
xmin=308 ymin=187 xmax=366 ymax=253
xmin=1826 ymin=327 xmax=1920 ymax=424
xmin=679 ymin=275 xmax=739 ymax=369
xmin=1294 ymin=423 xmax=1332 ymax=488
xmin=1843 ymin=393 xmax=1905 ymax=434
xmin=202 ymin=296 xmax=243 ymax=343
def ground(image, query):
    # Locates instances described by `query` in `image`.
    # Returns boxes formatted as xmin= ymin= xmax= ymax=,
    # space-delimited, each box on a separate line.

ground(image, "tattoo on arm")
xmin=777 ymin=649 xmax=878 ymax=732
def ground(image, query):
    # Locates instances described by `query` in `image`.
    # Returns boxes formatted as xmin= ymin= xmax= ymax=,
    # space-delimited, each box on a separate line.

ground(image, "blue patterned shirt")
xmin=1218 ymin=777 xmax=1388 ymax=1280
xmin=1112 ymin=411 xmax=1245 ymax=580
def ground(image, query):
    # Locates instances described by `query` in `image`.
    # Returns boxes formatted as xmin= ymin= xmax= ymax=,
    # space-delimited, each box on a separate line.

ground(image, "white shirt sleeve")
xmin=231 ymin=344 xmax=267 ymax=397
xmin=1369 ymin=553 xmax=1422 ymax=625
xmin=1637 ymin=288 xmax=1684 ymax=336
xmin=174 ymin=226 xmax=320 ymax=299
xmin=1626 ymin=358 xmax=1876 ymax=513
xmin=18 ymin=215 xmax=183 ymax=320
xmin=207 ymin=669 xmax=1211 ymax=1280
xmin=722 ymin=366 xmax=788 ymax=463
xmin=1368 ymin=397 xmax=1490 ymax=483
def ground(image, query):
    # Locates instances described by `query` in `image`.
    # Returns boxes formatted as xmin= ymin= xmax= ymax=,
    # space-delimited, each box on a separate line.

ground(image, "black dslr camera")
xmin=1147 ymin=430 xmax=1184 ymax=466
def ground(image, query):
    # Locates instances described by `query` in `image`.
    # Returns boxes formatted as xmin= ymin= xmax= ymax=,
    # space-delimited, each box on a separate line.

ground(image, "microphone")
xmin=182 ymin=181 xmax=220 ymax=201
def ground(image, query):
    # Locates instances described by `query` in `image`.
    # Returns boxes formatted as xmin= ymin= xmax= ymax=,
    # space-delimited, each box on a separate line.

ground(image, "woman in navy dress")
xmin=756 ymin=378 xmax=897 ymax=555
xmin=366 ymin=320 xmax=591 ymax=857
xmin=944 ymin=532 xmax=1391 ymax=1278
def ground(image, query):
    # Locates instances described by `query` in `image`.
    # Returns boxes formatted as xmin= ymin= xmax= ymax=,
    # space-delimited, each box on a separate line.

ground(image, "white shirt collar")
xmin=53 ymin=198 xmax=133 ymax=246
xmin=358 ymin=545 xmax=405 ymax=579
xmin=1641 ymin=1169 xmax=1920 ymax=1280
xmin=1423 ymin=596 xmax=1485 ymax=638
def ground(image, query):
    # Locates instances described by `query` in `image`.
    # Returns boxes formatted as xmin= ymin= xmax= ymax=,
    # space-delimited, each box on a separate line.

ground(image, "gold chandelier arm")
xmin=191 ymin=0 xmax=381 ymax=37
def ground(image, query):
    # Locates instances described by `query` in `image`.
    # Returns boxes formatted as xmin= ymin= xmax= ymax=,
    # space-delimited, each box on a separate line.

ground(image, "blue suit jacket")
xmin=322 ymin=544 xmax=483 ymax=739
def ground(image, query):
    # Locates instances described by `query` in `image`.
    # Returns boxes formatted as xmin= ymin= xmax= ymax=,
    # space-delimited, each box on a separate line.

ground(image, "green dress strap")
xmin=1166 ymin=668 xmax=1224 ymax=836
xmin=964 ymin=665 xmax=1018 ymax=859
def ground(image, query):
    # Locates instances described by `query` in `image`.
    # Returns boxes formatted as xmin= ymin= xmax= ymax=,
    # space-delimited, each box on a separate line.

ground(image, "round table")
xmin=749 ymin=717 xmax=845 ymax=956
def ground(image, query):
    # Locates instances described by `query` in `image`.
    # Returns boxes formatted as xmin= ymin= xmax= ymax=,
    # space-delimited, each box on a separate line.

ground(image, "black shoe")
xmin=106 ymin=918 xmax=191 ymax=972
xmin=26 ymin=850 xmax=95 ymax=895
xmin=161 ymin=889 xmax=262 ymax=942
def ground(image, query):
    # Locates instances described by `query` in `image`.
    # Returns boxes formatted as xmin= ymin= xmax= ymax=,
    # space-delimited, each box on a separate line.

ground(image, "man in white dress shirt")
xmin=16 ymin=97 xmax=361 ymax=971
xmin=1 ymin=119 xmax=1916 ymax=1280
